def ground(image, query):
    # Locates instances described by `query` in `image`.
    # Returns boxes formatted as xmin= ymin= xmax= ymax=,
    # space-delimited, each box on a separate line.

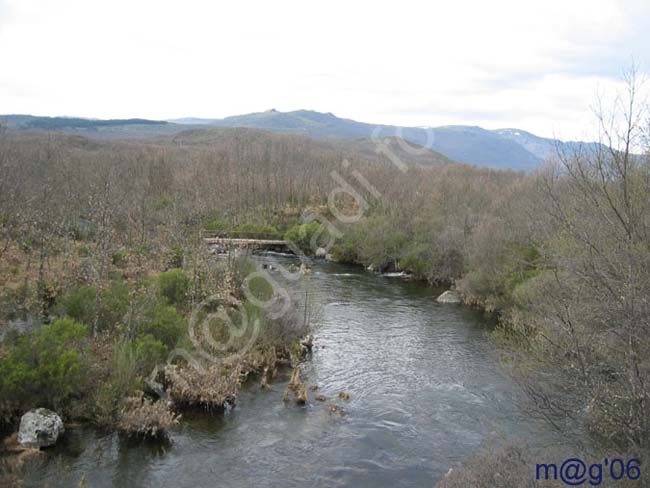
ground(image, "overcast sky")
xmin=0 ymin=0 xmax=648 ymax=140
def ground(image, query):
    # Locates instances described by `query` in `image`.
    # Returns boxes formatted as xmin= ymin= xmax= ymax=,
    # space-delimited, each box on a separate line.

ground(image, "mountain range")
xmin=1 ymin=110 xmax=601 ymax=172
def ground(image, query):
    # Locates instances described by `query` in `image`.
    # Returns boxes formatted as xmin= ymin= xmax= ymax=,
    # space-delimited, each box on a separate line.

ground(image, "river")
xmin=24 ymin=258 xmax=559 ymax=487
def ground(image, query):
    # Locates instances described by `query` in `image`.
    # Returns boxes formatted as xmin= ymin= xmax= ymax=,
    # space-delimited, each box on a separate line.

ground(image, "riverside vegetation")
xmin=1 ymin=76 xmax=649 ymax=484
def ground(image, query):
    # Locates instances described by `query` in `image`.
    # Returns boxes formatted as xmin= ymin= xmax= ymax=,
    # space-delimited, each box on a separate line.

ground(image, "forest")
xmin=0 ymin=78 xmax=649 ymax=485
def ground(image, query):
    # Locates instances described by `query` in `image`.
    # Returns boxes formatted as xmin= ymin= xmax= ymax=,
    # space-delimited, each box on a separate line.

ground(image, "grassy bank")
xmin=0 ymin=236 xmax=309 ymax=440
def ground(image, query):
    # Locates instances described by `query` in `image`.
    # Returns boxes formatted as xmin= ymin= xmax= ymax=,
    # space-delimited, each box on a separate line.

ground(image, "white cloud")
xmin=0 ymin=0 xmax=648 ymax=139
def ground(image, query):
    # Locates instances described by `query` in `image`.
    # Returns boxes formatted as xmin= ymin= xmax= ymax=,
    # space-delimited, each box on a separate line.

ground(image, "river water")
xmin=25 ymin=258 xmax=558 ymax=487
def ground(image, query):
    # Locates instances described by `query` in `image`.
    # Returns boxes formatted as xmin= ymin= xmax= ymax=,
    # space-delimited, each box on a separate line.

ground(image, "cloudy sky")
xmin=0 ymin=0 xmax=648 ymax=139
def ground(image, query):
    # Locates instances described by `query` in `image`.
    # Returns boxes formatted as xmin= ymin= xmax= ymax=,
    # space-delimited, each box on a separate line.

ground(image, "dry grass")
xmin=116 ymin=392 xmax=180 ymax=439
xmin=435 ymin=444 xmax=558 ymax=488
xmin=163 ymin=363 xmax=242 ymax=410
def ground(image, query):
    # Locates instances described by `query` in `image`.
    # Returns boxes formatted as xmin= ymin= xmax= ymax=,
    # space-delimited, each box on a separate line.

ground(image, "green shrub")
xmin=330 ymin=237 xmax=358 ymax=263
xmin=63 ymin=286 xmax=97 ymax=325
xmin=99 ymin=279 xmax=130 ymax=329
xmin=158 ymin=269 xmax=190 ymax=306
xmin=401 ymin=243 xmax=435 ymax=278
xmin=138 ymin=303 xmax=185 ymax=348
xmin=62 ymin=280 xmax=130 ymax=331
xmin=133 ymin=334 xmax=168 ymax=373
xmin=233 ymin=222 xmax=281 ymax=239
xmin=111 ymin=249 xmax=127 ymax=267
xmin=284 ymin=221 xmax=323 ymax=252
xmin=90 ymin=339 xmax=140 ymax=426
xmin=203 ymin=218 xmax=229 ymax=232
xmin=0 ymin=318 xmax=88 ymax=409
xmin=501 ymin=244 xmax=542 ymax=295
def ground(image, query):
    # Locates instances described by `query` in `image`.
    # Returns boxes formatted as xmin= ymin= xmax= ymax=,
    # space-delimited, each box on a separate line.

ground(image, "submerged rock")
xmin=436 ymin=290 xmax=462 ymax=304
xmin=327 ymin=404 xmax=347 ymax=417
xmin=17 ymin=408 xmax=65 ymax=448
xmin=295 ymin=384 xmax=308 ymax=405
xmin=301 ymin=335 xmax=314 ymax=354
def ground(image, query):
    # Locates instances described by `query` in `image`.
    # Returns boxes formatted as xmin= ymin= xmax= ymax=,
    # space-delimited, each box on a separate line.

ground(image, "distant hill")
xmin=0 ymin=114 xmax=198 ymax=139
xmin=157 ymin=127 xmax=455 ymax=167
xmin=2 ymin=111 xmax=602 ymax=171
xmin=494 ymin=128 xmax=602 ymax=162
xmin=172 ymin=110 xmax=602 ymax=172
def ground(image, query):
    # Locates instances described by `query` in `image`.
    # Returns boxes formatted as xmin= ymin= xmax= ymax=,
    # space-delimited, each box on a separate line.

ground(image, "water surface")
xmin=25 ymin=259 xmax=557 ymax=487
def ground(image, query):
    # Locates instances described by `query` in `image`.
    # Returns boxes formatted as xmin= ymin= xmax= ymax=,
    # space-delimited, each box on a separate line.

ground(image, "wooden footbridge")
xmin=203 ymin=231 xmax=294 ymax=253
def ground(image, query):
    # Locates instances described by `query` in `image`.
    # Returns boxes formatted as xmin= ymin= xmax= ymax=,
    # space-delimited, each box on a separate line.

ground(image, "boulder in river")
xmin=436 ymin=290 xmax=462 ymax=304
xmin=17 ymin=408 xmax=65 ymax=448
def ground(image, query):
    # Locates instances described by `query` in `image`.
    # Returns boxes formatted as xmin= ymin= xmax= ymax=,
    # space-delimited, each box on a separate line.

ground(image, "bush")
xmin=330 ymin=226 xmax=366 ymax=263
xmin=401 ymin=243 xmax=435 ymax=278
xmin=284 ymin=221 xmax=323 ymax=252
xmin=138 ymin=303 xmax=185 ymax=348
xmin=203 ymin=218 xmax=229 ymax=232
xmin=158 ymin=269 xmax=190 ymax=306
xmin=61 ymin=280 xmax=130 ymax=331
xmin=90 ymin=339 xmax=140 ymax=427
xmin=111 ymin=249 xmax=127 ymax=267
xmin=117 ymin=393 xmax=179 ymax=439
xmin=0 ymin=318 xmax=88 ymax=410
xmin=233 ymin=222 xmax=281 ymax=239
xmin=63 ymin=286 xmax=97 ymax=325
xmin=99 ymin=279 xmax=130 ymax=329
xmin=435 ymin=443 xmax=539 ymax=488
xmin=133 ymin=334 xmax=168 ymax=373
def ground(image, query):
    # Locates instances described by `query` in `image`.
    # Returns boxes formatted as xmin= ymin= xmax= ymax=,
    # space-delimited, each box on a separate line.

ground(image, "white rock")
xmin=436 ymin=290 xmax=462 ymax=304
xmin=18 ymin=408 xmax=65 ymax=448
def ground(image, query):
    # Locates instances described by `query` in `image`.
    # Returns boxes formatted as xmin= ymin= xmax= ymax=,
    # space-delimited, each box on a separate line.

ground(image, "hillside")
xmin=173 ymin=110 xmax=601 ymax=171
xmin=2 ymin=111 xmax=602 ymax=171
xmin=494 ymin=128 xmax=603 ymax=161
xmin=0 ymin=114 xmax=201 ymax=139
xmin=158 ymin=127 xmax=455 ymax=167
